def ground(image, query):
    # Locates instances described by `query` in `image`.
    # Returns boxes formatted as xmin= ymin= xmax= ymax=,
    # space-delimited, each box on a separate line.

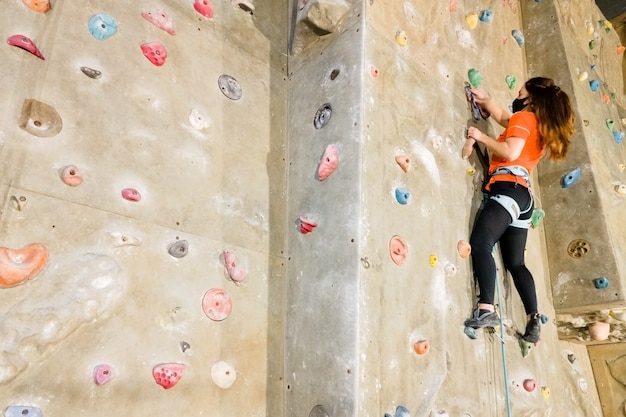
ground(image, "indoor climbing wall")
xmin=0 ymin=1 xmax=287 ymax=416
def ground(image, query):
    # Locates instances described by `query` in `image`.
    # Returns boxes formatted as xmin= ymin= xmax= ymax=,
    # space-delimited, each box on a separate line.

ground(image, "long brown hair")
xmin=525 ymin=77 xmax=576 ymax=160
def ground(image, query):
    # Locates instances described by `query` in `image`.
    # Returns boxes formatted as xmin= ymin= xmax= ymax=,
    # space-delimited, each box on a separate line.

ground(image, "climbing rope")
xmin=494 ymin=254 xmax=513 ymax=417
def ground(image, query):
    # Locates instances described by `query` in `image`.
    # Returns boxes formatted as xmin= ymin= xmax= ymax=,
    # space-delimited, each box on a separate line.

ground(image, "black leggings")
xmin=469 ymin=182 xmax=538 ymax=315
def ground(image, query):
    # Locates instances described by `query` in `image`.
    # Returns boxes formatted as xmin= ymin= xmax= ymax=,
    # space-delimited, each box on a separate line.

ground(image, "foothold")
xmin=142 ymin=9 xmax=176 ymax=35
xmin=23 ymin=0 xmax=51 ymax=13
xmin=152 ymin=363 xmax=185 ymax=389
xmin=394 ymin=187 xmax=411 ymax=205
xmin=429 ymin=254 xmax=438 ymax=267
xmin=223 ymin=250 xmax=246 ymax=286
xmin=88 ymin=13 xmax=118 ymax=40
xmin=607 ymin=119 xmax=615 ymax=130
xmin=0 ymin=243 xmax=49 ymax=288
xmin=317 ymin=144 xmax=339 ymax=181
xmin=530 ymin=208 xmax=545 ymax=228
xmin=589 ymin=79 xmax=600 ymax=92
xmin=567 ymin=353 xmax=576 ymax=364
xmin=479 ymin=9 xmax=493 ymax=23
xmin=141 ymin=42 xmax=168 ymax=66
xmin=180 ymin=341 xmax=191 ymax=352
xmin=602 ymin=94 xmax=611 ymax=104
xmin=577 ymin=71 xmax=588 ymax=81
xmin=505 ymin=75 xmax=517 ymax=90
xmin=392 ymin=405 xmax=411 ymax=417
xmin=449 ymin=0 xmax=457 ymax=12
xmin=211 ymin=360 xmax=237 ymax=389
xmin=121 ymin=188 xmax=141 ymax=202
xmin=108 ymin=232 xmax=142 ymax=247
xmin=467 ymin=68 xmax=483 ymax=87
xmin=194 ymin=0 xmax=214 ymax=18
xmin=588 ymin=40 xmax=596 ymax=50
xmin=232 ymin=0 xmax=255 ymax=14
xmin=80 ymin=66 xmax=102 ymax=79
xmin=613 ymin=131 xmax=623 ymax=144
xmin=218 ymin=74 xmax=243 ymax=100
xmin=519 ymin=339 xmax=532 ymax=357
xmin=313 ymin=103 xmax=332 ymax=129
xmin=202 ymin=288 xmax=233 ymax=321
xmin=593 ymin=277 xmax=609 ymax=289
xmin=297 ymin=215 xmax=318 ymax=234
xmin=395 ymin=155 xmax=411 ymax=172
xmin=7 ymin=34 xmax=45 ymax=59
xmin=371 ymin=66 xmax=380 ymax=78
xmin=457 ymin=240 xmax=471 ymax=259
xmin=93 ymin=364 xmax=114 ymax=386
xmin=11 ymin=195 xmax=28 ymax=211
xmin=464 ymin=326 xmax=478 ymax=339
xmin=3 ymin=407 xmax=43 ymax=417
xmin=561 ymin=167 xmax=581 ymax=188
xmin=18 ymin=98 xmax=62 ymax=137
xmin=389 ymin=235 xmax=408 ymax=266
xmin=444 ymin=262 xmax=457 ymax=277
xmin=167 ymin=240 xmax=189 ymax=258
xmin=619 ymin=164 xmax=626 ymax=171
xmin=59 ymin=165 xmax=83 ymax=187
xmin=589 ymin=321 xmax=610 ymax=341
xmin=614 ymin=184 xmax=626 ymax=195
xmin=540 ymin=314 xmax=549 ymax=324
xmin=618 ymin=45 xmax=625 ymax=55
xmin=523 ymin=379 xmax=536 ymax=392
xmin=511 ymin=29 xmax=525 ymax=47
xmin=567 ymin=239 xmax=590 ymax=258
xmin=465 ymin=13 xmax=478 ymax=29
xmin=413 ymin=340 xmax=429 ymax=355
xmin=395 ymin=30 xmax=407 ymax=46
xmin=466 ymin=168 xmax=476 ymax=176
xmin=188 ymin=108 xmax=211 ymax=130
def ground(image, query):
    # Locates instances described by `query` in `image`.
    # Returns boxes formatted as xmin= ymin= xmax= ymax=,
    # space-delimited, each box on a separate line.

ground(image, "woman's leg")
xmin=499 ymin=226 xmax=537 ymax=315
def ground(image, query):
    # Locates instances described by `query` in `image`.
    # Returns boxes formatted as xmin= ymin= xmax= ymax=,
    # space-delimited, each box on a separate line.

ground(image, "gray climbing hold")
xmin=218 ymin=74 xmax=242 ymax=100
xmin=80 ymin=66 xmax=102 ymax=79
xmin=4 ymin=406 xmax=43 ymax=417
xmin=313 ymin=103 xmax=332 ymax=129
xmin=168 ymin=240 xmax=189 ymax=258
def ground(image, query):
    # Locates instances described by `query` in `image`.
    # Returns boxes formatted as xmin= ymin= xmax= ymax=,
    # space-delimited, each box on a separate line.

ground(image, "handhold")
xmin=457 ymin=240 xmax=471 ymax=258
xmin=389 ymin=235 xmax=408 ymax=266
xmin=589 ymin=79 xmax=600 ymax=92
xmin=585 ymin=21 xmax=594 ymax=35
xmin=142 ymin=9 xmax=176 ymax=35
xmin=429 ymin=254 xmax=438 ymax=267
xmin=530 ymin=208 xmax=545 ymax=228
xmin=464 ymin=326 xmax=478 ymax=339
xmin=465 ymin=13 xmax=478 ymax=29
xmin=395 ymin=30 xmax=407 ymax=46
xmin=449 ymin=0 xmax=457 ymax=12
xmin=467 ymin=68 xmax=483 ymax=87
xmin=371 ymin=66 xmax=380 ymax=78
xmin=223 ymin=250 xmax=246 ymax=285
xmin=588 ymin=40 xmax=596 ymax=50
xmin=394 ymin=187 xmax=411 ymax=205
xmin=540 ymin=314 xmax=549 ymax=324
xmin=618 ymin=45 xmax=625 ymax=55
xmin=466 ymin=168 xmax=476 ymax=176
xmin=578 ymin=377 xmax=588 ymax=392
xmin=121 ymin=187 xmax=141 ymax=202
xmin=297 ymin=215 xmax=318 ymax=234
xmin=479 ymin=9 xmax=493 ymax=23
xmin=620 ymin=164 xmax=626 ymax=171
xmin=523 ymin=378 xmax=536 ymax=392
xmin=18 ymin=98 xmax=62 ymax=137
xmin=599 ymin=19 xmax=612 ymax=32
xmin=218 ymin=74 xmax=243 ymax=100
xmin=80 ymin=66 xmax=102 ymax=79
xmin=180 ymin=341 xmax=191 ymax=352
xmin=88 ymin=13 xmax=118 ymax=40
xmin=511 ymin=29 xmax=525 ymax=47
xmin=232 ymin=0 xmax=255 ymax=14
xmin=567 ymin=353 xmax=576 ymax=363
xmin=0 ymin=243 xmax=49 ymax=288
xmin=395 ymin=155 xmax=411 ymax=172
xmin=211 ymin=360 xmax=237 ymax=389
xmin=444 ymin=262 xmax=457 ymax=277
xmin=11 ymin=195 xmax=28 ymax=211
xmin=58 ymin=165 xmax=83 ymax=187
xmin=317 ymin=144 xmax=339 ymax=181
xmin=152 ymin=362 xmax=185 ymax=389
xmin=388 ymin=405 xmax=410 ymax=417
xmin=194 ymin=0 xmax=214 ymax=18
xmin=613 ymin=131 xmax=623 ymax=144
xmin=3 ymin=407 xmax=42 ymax=417
xmin=413 ymin=340 xmax=429 ymax=355
xmin=606 ymin=119 xmax=615 ymax=130
xmin=108 ymin=232 xmax=142 ymax=247
xmin=7 ymin=34 xmax=45 ymax=60
xmin=141 ymin=42 xmax=168 ymax=66
xmin=614 ymin=184 xmax=626 ymax=195
xmin=561 ymin=167 xmax=581 ymax=188
xmin=188 ymin=108 xmax=211 ymax=130
xmin=22 ymin=0 xmax=51 ymax=13
xmin=167 ymin=240 xmax=189 ymax=258
xmin=202 ymin=288 xmax=232 ymax=321
xmin=313 ymin=103 xmax=332 ymax=129
xmin=541 ymin=386 xmax=550 ymax=399
xmin=601 ymin=94 xmax=611 ymax=104
xmin=505 ymin=75 xmax=517 ymax=90
xmin=577 ymin=71 xmax=588 ymax=81
xmin=93 ymin=364 xmax=114 ymax=386
xmin=593 ymin=277 xmax=609 ymax=289
xmin=588 ymin=321 xmax=610 ymax=341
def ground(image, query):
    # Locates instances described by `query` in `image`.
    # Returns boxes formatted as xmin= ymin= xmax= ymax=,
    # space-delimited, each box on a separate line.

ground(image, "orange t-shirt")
xmin=486 ymin=111 xmax=544 ymax=189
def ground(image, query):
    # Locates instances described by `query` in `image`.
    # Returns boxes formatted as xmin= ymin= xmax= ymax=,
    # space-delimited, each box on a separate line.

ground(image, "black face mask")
xmin=512 ymin=97 xmax=528 ymax=113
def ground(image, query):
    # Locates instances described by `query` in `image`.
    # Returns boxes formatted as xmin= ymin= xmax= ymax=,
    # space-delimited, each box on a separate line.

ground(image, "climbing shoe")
xmin=522 ymin=313 xmax=541 ymax=343
xmin=464 ymin=308 xmax=500 ymax=329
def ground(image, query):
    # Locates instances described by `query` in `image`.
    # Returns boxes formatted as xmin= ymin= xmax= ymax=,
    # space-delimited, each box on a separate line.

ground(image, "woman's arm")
xmin=471 ymin=88 xmax=512 ymax=128
xmin=466 ymin=126 xmax=525 ymax=161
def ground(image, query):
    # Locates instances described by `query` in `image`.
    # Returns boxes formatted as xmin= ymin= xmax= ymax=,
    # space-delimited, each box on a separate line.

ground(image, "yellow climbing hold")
xmin=395 ymin=31 xmax=407 ymax=46
xmin=577 ymin=71 xmax=588 ymax=81
xmin=429 ymin=255 xmax=438 ymax=267
xmin=465 ymin=13 xmax=478 ymax=29
xmin=541 ymin=386 xmax=551 ymax=400
xmin=586 ymin=21 xmax=594 ymax=35
xmin=466 ymin=168 xmax=476 ymax=176
xmin=619 ymin=163 xmax=625 ymax=171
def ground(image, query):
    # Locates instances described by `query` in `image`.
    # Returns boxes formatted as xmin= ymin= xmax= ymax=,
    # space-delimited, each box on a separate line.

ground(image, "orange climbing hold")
xmin=457 ymin=240 xmax=471 ymax=259
xmin=389 ymin=235 xmax=408 ymax=266
xmin=395 ymin=155 xmax=411 ymax=172
xmin=449 ymin=0 xmax=457 ymax=12
xmin=0 ymin=243 xmax=49 ymax=288
xmin=22 ymin=0 xmax=51 ymax=14
xmin=618 ymin=45 xmax=625 ymax=55
xmin=413 ymin=340 xmax=429 ymax=355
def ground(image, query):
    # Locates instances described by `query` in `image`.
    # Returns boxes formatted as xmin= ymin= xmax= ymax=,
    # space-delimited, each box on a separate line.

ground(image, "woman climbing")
xmin=462 ymin=77 xmax=576 ymax=343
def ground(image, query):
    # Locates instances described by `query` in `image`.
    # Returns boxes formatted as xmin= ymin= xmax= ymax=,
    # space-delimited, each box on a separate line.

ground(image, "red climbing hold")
xmin=121 ymin=188 xmax=141 ymax=202
xmin=141 ymin=42 xmax=168 ymax=66
xmin=298 ymin=215 xmax=317 ymax=234
xmin=318 ymin=144 xmax=339 ymax=181
xmin=152 ymin=363 xmax=185 ymax=389
xmin=194 ymin=0 xmax=214 ymax=18
xmin=7 ymin=34 xmax=44 ymax=60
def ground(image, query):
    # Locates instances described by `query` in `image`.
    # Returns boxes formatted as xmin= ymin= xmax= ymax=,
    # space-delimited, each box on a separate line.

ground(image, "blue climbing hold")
xmin=479 ymin=9 xmax=493 ymax=23
xmin=385 ymin=405 xmax=410 ymax=417
xmin=589 ymin=79 xmax=600 ymax=92
xmin=512 ymin=29 xmax=525 ymax=47
xmin=464 ymin=326 xmax=478 ymax=339
xmin=613 ymin=131 xmax=624 ymax=144
xmin=594 ymin=277 xmax=609 ymax=289
xmin=561 ymin=167 xmax=581 ymax=188
xmin=89 ymin=13 xmax=118 ymax=40
xmin=4 ymin=407 xmax=43 ymax=417
xmin=395 ymin=187 xmax=411 ymax=205
xmin=591 ymin=64 xmax=597 ymax=71
xmin=540 ymin=314 xmax=549 ymax=324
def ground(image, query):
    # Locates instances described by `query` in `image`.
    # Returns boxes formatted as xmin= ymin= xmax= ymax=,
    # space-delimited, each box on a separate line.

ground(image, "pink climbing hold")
xmin=395 ymin=155 xmax=411 ymax=173
xmin=523 ymin=378 xmax=536 ymax=392
xmin=317 ymin=144 xmax=339 ymax=181
xmin=202 ymin=288 xmax=233 ymax=321
xmin=121 ymin=187 xmax=141 ymax=202
xmin=141 ymin=42 xmax=167 ymax=66
xmin=194 ymin=0 xmax=214 ymax=18
xmin=457 ymin=240 xmax=471 ymax=259
xmin=298 ymin=215 xmax=317 ymax=234
xmin=223 ymin=250 xmax=246 ymax=286
xmin=152 ymin=363 xmax=185 ymax=389
xmin=141 ymin=9 xmax=176 ymax=35
xmin=7 ymin=34 xmax=45 ymax=60
xmin=59 ymin=165 xmax=83 ymax=187
xmin=389 ymin=235 xmax=408 ymax=266
xmin=93 ymin=364 xmax=114 ymax=386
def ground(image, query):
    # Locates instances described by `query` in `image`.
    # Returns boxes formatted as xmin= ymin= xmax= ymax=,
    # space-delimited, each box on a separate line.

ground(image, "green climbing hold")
xmin=518 ymin=338 xmax=532 ymax=358
xmin=505 ymin=75 xmax=517 ymax=90
xmin=464 ymin=326 xmax=478 ymax=339
xmin=468 ymin=68 xmax=483 ymax=88
xmin=589 ymin=40 xmax=596 ymax=50
xmin=531 ymin=208 xmax=545 ymax=228
xmin=611 ymin=92 xmax=616 ymax=100
xmin=607 ymin=119 xmax=615 ymax=130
